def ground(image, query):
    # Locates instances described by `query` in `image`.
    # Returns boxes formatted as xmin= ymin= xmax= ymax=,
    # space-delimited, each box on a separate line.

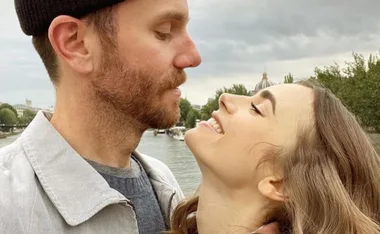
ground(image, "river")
xmin=0 ymin=130 xmax=201 ymax=197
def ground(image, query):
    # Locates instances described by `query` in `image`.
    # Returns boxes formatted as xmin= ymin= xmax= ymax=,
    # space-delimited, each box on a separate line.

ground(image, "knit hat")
xmin=14 ymin=0 xmax=125 ymax=36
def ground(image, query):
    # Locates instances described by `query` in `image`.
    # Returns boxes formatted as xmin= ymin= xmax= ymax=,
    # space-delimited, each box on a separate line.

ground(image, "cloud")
xmin=1 ymin=0 xmax=380 ymax=107
xmin=182 ymin=0 xmax=380 ymax=103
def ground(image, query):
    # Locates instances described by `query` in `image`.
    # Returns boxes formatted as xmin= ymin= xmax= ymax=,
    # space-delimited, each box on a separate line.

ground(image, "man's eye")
xmin=155 ymin=32 xmax=171 ymax=40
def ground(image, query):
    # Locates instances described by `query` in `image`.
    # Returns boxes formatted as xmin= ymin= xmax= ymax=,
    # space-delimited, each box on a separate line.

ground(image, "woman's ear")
xmin=258 ymin=176 xmax=288 ymax=202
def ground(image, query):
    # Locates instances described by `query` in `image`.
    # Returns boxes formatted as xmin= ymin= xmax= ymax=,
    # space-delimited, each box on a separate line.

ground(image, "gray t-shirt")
xmin=85 ymin=156 xmax=166 ymax=234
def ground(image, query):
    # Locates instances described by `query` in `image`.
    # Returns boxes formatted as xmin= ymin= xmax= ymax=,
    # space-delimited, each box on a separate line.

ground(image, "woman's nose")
xmin=219 ymin=93 xmax=239 ymax=114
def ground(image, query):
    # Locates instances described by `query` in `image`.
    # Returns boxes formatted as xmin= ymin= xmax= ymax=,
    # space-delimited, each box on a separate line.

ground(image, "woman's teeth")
xmin=208 ymin=118 xmax=223 ymax=134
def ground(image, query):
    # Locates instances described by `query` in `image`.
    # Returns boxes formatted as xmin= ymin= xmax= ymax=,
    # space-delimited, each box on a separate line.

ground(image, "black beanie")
xmin=14 ymin=0 xmax=125 ymax=36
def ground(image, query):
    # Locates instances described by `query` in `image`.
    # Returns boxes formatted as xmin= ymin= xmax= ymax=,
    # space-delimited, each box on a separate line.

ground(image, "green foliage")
xmin=0 ymin=108 xmax=18 ymax=124
xmin=18 ymin=109 xmax=37 ymax=124
xmin=226 ymin=84 xmax=250 ymax=96
xmin=284 ymin=73 xmax=294 ymax=83
xmin=180 ymin=98 xmax=192 ymax=122
xmin=24 ymin=109 xmax=36 ymax=118
xmin=185 ymin=109 xmax=200 ymax=129
xmin=0 ymin=103 xmax=17 ymax=117
xmin=314 ymin=52 xmax=380 ymax=132
xmin=200 ymin=84 xmax=250 ymax=120
xmin=0 ymin=103 xmax=36 ymax=125
xmin=200 ymin=97 xmax=219 ymax=121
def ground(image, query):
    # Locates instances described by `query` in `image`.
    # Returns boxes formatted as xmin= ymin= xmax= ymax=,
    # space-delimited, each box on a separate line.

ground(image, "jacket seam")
xmin=166 ymin=190 xmax=176 ymax=228
xmin=27 ymin=185 xmax=38 ymax=234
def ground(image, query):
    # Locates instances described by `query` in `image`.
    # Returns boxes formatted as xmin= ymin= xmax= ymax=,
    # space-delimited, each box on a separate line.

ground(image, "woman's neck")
xmin=196 ymin=182 xmax=271 ymax=234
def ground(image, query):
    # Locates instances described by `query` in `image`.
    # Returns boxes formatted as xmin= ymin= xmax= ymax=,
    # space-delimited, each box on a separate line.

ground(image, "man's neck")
xmin=196 ymin=181 xmax=271 ymax=234
xmin=50 ymin=84 xmax=147 ymax=169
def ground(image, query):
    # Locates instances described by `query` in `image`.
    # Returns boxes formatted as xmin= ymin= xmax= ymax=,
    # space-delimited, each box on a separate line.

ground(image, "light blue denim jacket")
xmin=0 ymin=111 xmax=185 ymax=234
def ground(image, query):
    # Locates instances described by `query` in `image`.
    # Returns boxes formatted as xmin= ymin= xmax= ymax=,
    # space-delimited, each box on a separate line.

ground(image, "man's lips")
xmin=172 ymin=88 xmax=181 ymax=97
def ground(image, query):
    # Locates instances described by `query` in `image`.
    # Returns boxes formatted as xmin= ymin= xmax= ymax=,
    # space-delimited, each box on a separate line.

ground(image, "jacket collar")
xmin=20 ymin=111 xmax=179 ymax=227
xmin=20 ymin=111 xmax=127 ymax=226
xmin=132 ymin=151 xmax=179 ymax=226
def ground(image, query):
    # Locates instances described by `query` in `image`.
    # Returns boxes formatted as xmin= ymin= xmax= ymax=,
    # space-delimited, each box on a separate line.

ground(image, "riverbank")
xmin=369 ymin=133 xmax=380 ymax=151
xmin=0 ymin=131 xmax=11 ymax=139
xmin=0 ymin=130 xmax=24 ymax=139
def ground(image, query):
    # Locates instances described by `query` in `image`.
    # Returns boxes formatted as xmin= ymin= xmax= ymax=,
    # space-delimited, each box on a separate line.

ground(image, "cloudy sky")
xmin=1 ymin=0 xmax=380 ymax=108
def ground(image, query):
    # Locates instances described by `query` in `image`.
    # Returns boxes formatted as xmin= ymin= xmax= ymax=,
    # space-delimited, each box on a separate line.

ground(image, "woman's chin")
xmin=185 ymin=129 xmax=210 ymax=161
xmin=185 ymin=128 xmax=197 ymax=150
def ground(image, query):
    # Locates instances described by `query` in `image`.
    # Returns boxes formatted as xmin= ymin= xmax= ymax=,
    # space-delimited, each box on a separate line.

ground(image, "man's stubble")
xmin=90 ymin=45 xmax=187 ymax=129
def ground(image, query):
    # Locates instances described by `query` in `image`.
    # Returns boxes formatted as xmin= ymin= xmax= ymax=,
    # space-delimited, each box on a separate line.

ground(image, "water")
xmin=0 ymin=133 xmax=22 ymax=148
xmin=0 ymin=130 xmax=201 ymax=197
xmin=137 ymin=131 xmax=201 ymax=196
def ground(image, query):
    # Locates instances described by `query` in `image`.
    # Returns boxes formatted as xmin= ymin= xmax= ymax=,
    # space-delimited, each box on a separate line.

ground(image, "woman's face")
xmin=185 ymin=84 xmax=314 ymax=189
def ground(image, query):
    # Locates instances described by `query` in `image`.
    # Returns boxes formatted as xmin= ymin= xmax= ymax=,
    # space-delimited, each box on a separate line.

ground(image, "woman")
xmin=169 ymin=80 xmax=380 ymax=234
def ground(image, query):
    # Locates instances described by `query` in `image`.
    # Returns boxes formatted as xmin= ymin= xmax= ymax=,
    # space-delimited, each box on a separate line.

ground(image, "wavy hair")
xmin=168 ymin=80 xmax=380 ymax=234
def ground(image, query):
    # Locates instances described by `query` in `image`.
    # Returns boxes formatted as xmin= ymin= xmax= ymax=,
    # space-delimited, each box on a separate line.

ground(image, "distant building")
xmin=39 ymin=106 xmax=54 ymax=114
xmin=192 ymin=104 xmax=202 ymax=111
xmin=13 ymin=99 xmax=41 ymax=112
xmin=46 ymin=105 xmax=54 ymax=113
xmin=16 ymin=109 xmax=24 ymax=117
xmin=13 ymin=104 xmax=35 ymax=118
xmin=249 ymin=72 xmax=276 ymax=95
xmin=13 ymin=104 xmax=36 ymax=112
xmin=13 ymin=100 xmax=39 ymax=118
xmin=25 ymin=99 xmax=32 ymax=107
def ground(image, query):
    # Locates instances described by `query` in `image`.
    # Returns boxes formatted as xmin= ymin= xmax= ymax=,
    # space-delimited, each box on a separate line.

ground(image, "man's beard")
xmin=91 ymin=49 xmax=187 ymax=129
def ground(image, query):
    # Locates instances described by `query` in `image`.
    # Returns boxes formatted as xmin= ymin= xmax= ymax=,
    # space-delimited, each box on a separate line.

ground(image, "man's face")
xmin=91 ymin=0 xmax=201 ymax=129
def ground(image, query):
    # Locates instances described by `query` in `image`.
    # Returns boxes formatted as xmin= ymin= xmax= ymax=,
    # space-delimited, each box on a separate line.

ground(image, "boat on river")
xmin=173 ymin=132 xmax=185 ymax=141
xmin=157 ymin=129 xmax=166 ymax=134
xmin=169 ymin=126 xmax=186 ymax=141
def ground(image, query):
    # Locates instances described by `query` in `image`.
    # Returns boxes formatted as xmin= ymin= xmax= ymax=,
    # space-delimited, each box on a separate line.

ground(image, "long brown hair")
xmin=168 ymin=80 xmax=380 ymax=234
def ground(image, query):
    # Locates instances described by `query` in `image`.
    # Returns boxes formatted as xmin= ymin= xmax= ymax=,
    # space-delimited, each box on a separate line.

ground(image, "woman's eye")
xmin=155 ymin=31 xmax=171 ymax=41
xmin=250 ymin=102 xmax=263 ymax=116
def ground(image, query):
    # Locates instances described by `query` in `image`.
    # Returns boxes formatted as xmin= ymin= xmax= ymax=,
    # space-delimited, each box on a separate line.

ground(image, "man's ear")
xmin=258 ymin=176 xmax=288 ymax=202
xmin=48 ymin=15 xmax=94 ymax=75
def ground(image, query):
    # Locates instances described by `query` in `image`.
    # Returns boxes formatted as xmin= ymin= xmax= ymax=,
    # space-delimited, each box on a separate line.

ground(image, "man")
xmin=1 ymin=0 xmax=280 ymax=233
xmin=1 ymin=0 xmax=200 ymax=233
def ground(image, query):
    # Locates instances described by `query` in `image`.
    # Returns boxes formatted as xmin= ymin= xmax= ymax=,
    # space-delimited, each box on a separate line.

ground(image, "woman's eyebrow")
xmin=260 ymin=90 xmax=276 ymax=115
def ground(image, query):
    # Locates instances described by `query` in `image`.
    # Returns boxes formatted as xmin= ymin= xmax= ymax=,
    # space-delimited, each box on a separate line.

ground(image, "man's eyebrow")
xmin=260 ymin=90 xmax=276 ymax=115
xmin=154 ymin=11 xmax=189 ymax=22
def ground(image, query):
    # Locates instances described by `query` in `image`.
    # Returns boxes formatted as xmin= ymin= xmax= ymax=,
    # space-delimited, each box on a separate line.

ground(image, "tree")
xmin=200 ymin=84 xmax=250 ymax=120
xmin=0 ymin=103 xmax=17 ymax=117
xmin=19 ymin=109 xmax=37 ymax=124
xmin=0 ymin=108 xmax=18 ymax=125
xmin=200 ymin=97 xmax=219 ymax=121
xmin=226 ymin=84 xmax=250 ymax=96
xmin=179 ymin=98 xmax=192 ymax=122
xmin=185 ymin=109 xmax=200 ymax=129
xmin=314 ymin=52 xmax=380 ymax=132
xmin=284 ymin=73 xmax=294 ymax=83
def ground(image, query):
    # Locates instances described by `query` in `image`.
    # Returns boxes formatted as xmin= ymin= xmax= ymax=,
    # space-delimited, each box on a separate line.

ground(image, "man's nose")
xmin=173 ymin=36 xmax=202 ymax=69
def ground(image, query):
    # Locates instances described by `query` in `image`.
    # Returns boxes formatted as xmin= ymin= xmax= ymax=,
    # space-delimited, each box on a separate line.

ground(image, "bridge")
xmin=0 ymin=123 xmax=29 ymax=127
xmin=0 ymin=123 xmax=29 ymax=133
